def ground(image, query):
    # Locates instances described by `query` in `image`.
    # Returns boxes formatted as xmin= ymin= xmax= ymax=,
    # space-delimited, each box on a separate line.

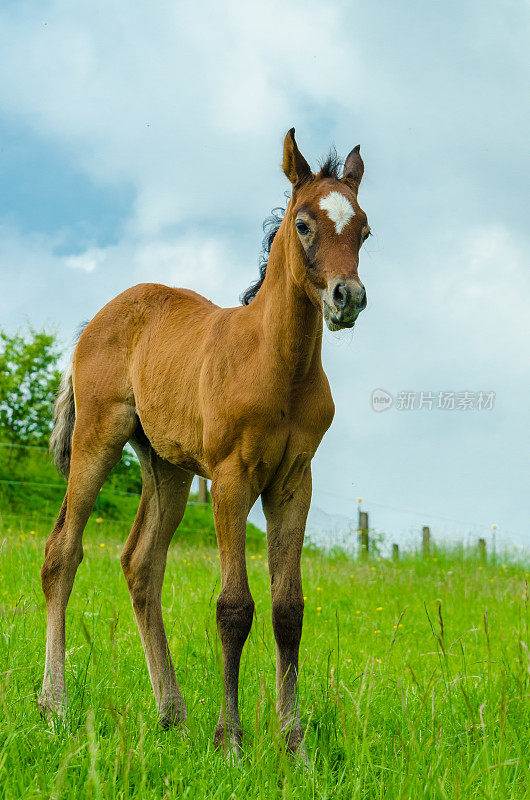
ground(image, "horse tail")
xmin=49 ymin=323 xmax=87 ymax=478
xmin=49 ymin=356 xmax=76 ymax=478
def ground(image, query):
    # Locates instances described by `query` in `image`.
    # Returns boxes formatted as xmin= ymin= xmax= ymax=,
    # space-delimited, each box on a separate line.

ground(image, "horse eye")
xmin=296 ymin=220 xmax=310 ymax=235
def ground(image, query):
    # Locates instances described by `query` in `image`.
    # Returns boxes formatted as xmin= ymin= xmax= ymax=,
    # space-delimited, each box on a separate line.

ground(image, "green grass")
xmin=0 ymin=441 xmax=263 ymax=548
xmin=0 ymin=441 xmax=149 ymax=521
xmin=1 ymin=512 xmax=529 ymax=799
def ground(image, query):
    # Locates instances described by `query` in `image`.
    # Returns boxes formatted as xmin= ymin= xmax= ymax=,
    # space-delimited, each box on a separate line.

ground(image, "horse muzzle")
xmin=322 ymin=277 xmax=367 ymax=331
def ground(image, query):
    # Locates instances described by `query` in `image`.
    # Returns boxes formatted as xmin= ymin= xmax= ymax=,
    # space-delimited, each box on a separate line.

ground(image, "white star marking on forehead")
xmin=318 ymin=191 xmax=355 ymax=234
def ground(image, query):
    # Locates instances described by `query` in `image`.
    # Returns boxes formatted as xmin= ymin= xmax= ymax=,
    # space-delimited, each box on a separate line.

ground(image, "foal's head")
xmin=282 ymin=128 xmax=370 ymax=331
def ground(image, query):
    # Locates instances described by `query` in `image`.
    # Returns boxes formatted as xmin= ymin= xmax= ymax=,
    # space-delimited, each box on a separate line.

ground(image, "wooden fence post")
xmin=198 ymin=477 xmax=209 ymax=504
xmin=422 ymin=526 xmax=431 ymax=558
xmin=478 ymin=537 xmax=487 ymax=565
xmin=392 ymin=543 xmax=399 ymax=562
xmin=359 ymin=510 xmax=369 ymax=560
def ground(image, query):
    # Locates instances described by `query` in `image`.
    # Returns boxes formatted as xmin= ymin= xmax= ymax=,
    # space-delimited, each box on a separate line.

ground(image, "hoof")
xmin=291 ymin=741 xmax=310 ymax=769
xmin=213 ymin=723 xmax=242 ymax=762
xmin=158 ymin=702 xmax=186 ymax=730
xmin=38 ymin=690 xmax=67 ymax=726
xmin=283 ymin=727 xmax=309 ymax=767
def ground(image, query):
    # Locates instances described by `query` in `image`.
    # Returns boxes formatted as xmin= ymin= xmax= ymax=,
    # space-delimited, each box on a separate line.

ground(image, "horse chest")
xmin=225 ymin=384 xmax=333 ymax=491
xmin=243 ymin=385 xmax=332 ymax=448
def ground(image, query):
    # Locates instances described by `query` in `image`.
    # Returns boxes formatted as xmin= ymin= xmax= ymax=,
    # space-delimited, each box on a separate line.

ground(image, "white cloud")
xmin=440 ymin=225 xmax=530 ymax=366
xmin=132 ymin=234 xmax=246 ymax=306
xmin=63 ymin=247 xmax=106 ymax=273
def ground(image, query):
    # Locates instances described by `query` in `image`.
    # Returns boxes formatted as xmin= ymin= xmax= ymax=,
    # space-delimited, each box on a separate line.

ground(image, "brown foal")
xmin=39 ymin=129 xmax=370 ymax=757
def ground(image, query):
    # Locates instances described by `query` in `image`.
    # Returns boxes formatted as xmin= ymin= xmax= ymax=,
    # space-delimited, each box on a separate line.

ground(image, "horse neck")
xmin=251 ymin=221 xmax=323 ymax=381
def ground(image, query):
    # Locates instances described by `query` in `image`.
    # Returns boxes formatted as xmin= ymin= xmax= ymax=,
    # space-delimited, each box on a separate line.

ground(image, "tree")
xmin=0 ymin=326 xmax=62 ymax=448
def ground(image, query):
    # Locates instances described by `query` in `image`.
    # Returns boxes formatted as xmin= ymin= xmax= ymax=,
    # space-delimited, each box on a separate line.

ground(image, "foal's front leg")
xmin=211 ymin=464 xmax=255 ymax=756
xmin=262 ymin=466 xmax=311 ymax=759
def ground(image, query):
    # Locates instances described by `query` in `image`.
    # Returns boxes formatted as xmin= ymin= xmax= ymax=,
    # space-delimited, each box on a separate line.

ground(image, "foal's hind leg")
xmin=121 ymin=440 xmax=192 ymax=728
xmin=39 ymin=405 xmax=135 ymax=718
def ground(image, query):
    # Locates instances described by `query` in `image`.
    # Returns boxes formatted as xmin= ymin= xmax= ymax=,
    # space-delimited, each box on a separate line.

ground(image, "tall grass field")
xmin=1 ymin=506 xmax=529 ymax=799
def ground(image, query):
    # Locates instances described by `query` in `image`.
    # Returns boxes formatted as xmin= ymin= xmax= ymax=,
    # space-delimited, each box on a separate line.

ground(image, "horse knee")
xmin=272 ymin=596 xmax=304 ymax=648
xmin=216 ymin=590 xmax=254 ymax=646
xmin=120 ymin=541 xmax=134 ymax=580
xmin=41 ymin=537 xmax=83 ymax=601
xmin=122 ymin=556 xmax=152 ymax=615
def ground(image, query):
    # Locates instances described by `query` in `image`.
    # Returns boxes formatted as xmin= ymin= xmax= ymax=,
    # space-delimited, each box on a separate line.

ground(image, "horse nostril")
xmin=333 ymin=282 xmax=350 ymax=310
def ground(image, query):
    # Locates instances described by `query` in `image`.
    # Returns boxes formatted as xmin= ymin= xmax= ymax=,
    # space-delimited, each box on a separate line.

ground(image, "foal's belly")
xmin=135 ymin=409 xmax=209 ymax=477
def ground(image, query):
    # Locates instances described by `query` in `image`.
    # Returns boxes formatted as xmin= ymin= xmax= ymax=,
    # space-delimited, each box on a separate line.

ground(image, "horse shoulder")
xmin=292 ymin=368 xmax=335 ymax=438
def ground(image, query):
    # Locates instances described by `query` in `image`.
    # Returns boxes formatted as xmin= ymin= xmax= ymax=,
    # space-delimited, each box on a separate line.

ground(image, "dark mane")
xmin=240 ymin=197 xmax=288 ymax=305
xmin=317 ymin=147 xmax=342 ymax=179
xmin=240 ymin=149 xmax=342 ymax=305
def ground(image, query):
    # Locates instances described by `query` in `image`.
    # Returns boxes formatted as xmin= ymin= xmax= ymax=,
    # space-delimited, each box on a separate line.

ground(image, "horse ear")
xmin=342 ymin=145 xmax=364 ymax=193
xmin=282 ymin=128 xmax=312 ymax=187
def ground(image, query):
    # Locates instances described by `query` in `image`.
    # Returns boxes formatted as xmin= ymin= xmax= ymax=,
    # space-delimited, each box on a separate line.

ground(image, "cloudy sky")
xmin=1 ymin=0 xmax=528 ymax=549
